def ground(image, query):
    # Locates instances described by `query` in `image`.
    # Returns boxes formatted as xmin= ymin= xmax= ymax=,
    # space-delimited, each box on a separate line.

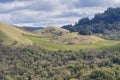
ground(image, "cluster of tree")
xmin=62 ymin=7 xmax=120 ymax=36
xmin=0 ymin=44 xmax=120 ymax=80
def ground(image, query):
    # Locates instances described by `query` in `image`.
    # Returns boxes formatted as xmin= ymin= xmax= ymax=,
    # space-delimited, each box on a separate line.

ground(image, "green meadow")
xmin=25 ymin=35 xmax=120 ymax=51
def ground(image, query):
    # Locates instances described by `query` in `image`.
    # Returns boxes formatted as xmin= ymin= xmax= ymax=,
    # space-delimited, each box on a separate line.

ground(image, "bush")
xmin=89 ymin=69 xmax=115 ymax=80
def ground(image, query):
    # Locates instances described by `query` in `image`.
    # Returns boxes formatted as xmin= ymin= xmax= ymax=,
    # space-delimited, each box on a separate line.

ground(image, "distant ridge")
xmin=22 ymin=26 xmax=43 ymax=31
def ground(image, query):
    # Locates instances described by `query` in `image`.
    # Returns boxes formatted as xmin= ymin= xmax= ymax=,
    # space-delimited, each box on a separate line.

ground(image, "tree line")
xmin=62 ymin=7 xmax=120 ymax=37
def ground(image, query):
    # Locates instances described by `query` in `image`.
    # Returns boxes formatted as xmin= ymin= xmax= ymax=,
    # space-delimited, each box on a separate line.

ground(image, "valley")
xmin=0 ymin=6 xmax=120 ymax=80
xmin=0 ymin=21 xmax=120 ymax=51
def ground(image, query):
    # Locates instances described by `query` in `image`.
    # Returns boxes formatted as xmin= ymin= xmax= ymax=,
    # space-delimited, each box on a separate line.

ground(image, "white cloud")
xmin=0 ymin=0 xmax=120 ymax=27
xmin=0 ymin=1 xmax=29 ymax=13
xmin=0 ymin=13 xmax=12 ymax=23
xmin=14 ymin=23 xmax=34 ymax=27
xmin=114 ymin=0 xmax=120 ymax=3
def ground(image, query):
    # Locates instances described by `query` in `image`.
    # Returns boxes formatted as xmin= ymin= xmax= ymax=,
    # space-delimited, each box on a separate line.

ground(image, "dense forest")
xmin=0 ymin=44 xmax=120 ymax=80
xmin=62 ymin=7 xmax=120 ymax=40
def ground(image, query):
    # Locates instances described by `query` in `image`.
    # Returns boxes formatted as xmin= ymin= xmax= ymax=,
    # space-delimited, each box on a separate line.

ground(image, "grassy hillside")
xmin=51 ymin=32 xmax=103 ymax=44
xmin=33 ymin=26 xmax=69 ymax=37
xmin=33 ymin=26 xmax=102 ymax=44
xmin=25 ymin=34 xmax=120 ymax=51
xmin=0 ymin=22 xmax=33 ymax=46
xmin=1 ymin=23 xmax=119 ymax=51
xmin=25 ymin=26 xmax=120 ymax=51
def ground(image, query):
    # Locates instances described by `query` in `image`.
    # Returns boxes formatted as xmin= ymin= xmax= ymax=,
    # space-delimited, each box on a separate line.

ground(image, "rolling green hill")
xmin=0 ymin=22 xmax=33 ymax=46
xmin=25 ymin=34 xmax=120 ymax=51
xmin=33 ymin=26 xmax=69 ymax=37
xmin=0 ymin=22 xmax=120 ymax=51
xmin=25 ymin=26 xmax=120 ymax=51
xmin=33 ymin=26 xmax=102 ymax=44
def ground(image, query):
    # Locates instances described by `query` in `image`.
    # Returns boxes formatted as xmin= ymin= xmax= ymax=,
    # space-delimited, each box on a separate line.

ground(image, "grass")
xmin=1 ymin=22 xmax=119 ymax=51
xmin=33 ymin=27 xmax=103 ymax=44
xmin=0 ymin=22 xmax=33 ymax=46
xmin=25 ymin=35 xmax=120 ymax=51
xmin=33 ymin=26 xmax=69 ymax=37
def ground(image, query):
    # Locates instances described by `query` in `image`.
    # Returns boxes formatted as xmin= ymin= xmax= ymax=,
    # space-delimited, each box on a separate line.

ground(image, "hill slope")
xmin=24 ymin=26 xmax=120 ymax=51
xmin=32 ymin=26 xmax=102 ymax=44
xmin=26 ymin=34 xmax=120 ymax=51
xmin=0 ymin=22 xmax=32 ymax=46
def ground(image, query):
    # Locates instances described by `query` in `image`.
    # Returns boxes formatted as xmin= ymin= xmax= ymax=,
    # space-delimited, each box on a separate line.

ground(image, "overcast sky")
xmin=0 ymin=0 xmax=120 ymax=27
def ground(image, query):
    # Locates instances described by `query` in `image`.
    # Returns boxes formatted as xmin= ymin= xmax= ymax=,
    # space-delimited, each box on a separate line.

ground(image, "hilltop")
xmin=33 ymin=26 xmax=69 ymax=37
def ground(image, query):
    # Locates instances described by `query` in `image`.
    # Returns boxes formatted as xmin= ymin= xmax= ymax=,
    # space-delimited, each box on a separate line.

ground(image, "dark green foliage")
xmin=89 ymin=69 xmax=115 ymax=80
xmin=62 ymin=7 xmax=120 ymax=37
xmin=77 ymin=17 xmax=91 ymax=26
xmin=78 ymin=29 xmax=92 ymax=35
xmin=62 ymin=25 xmax=74 ymax=32
xmin=28 ymin=76 xmax=32 ymax=80
xmin=11 ymin=41 xmax=17 ymax=45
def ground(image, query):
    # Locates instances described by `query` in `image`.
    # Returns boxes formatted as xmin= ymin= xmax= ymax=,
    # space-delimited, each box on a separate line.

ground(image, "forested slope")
xmin=62 ymin=7 xmax=120 ymax=40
